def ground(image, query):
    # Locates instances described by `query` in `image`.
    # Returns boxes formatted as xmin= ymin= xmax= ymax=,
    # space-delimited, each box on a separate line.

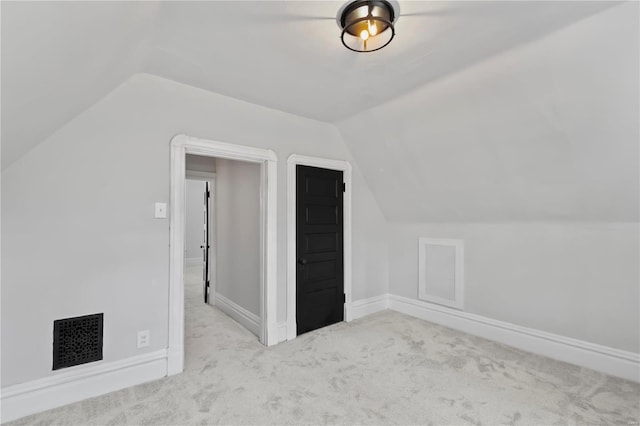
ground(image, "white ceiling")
xmin=338 ymin=2 xmax=638 ymax=222
xmin=143 ymin=1 xmax=615 ymax=122
xmin=1 ymin=1 xmax=158 ymax=169
xmin=1 ymin=1 xmax=617 ymax=170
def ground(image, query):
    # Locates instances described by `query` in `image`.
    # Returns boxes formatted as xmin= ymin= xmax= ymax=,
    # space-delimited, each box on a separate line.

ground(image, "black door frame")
xmin=286 ymin=154 xmax=353 ymax=341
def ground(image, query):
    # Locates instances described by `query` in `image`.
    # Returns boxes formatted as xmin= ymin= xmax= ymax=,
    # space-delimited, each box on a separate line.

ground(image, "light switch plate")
xmin=154 ymin=202 xmax=167 ymax=219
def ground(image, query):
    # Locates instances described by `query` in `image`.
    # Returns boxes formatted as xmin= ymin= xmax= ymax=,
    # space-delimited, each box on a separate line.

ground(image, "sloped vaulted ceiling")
xmin=337 ymin=2 xmax=639 ymax=222
xmin=2 ymin=1 xmax=637 ymax=223
xmin=2 ymin=1 xmax=618 ymax=168
xmin=1 ymin=1 xmax=159 ymax=169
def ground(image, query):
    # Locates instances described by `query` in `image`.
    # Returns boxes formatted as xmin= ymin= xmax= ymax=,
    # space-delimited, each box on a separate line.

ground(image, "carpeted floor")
xmin=7 ymin=266 xmax=639 ymax=425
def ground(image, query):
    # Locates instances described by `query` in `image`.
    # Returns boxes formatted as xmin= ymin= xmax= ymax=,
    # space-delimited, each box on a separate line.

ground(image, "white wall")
xmin=215 ymin=159 xmax=261 ymax=317
xmin=389 ymin=223 xmax=639 ymax=352
xmin=185 ymin=180 xmax=206 ymax=261
xmin=1 ymin=73 xmax=388 ymax=387
xmin=337 ymin=3 xmax=639 ymax=353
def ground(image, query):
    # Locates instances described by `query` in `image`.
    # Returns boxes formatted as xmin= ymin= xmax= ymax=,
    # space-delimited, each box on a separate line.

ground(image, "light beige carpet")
xmin=6 ymin=266 xmax=639 ymax=425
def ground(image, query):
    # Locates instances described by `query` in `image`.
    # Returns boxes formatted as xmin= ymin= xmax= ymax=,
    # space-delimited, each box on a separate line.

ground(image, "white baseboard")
xmin=166 ymin=346 xmax=183 ymax=377
xmin=280 ymin=295 xmax=388 ymax=341
xmin=286 ymin=318 xmax=297 ymax=341
xmin=185 ymin=257 xmax=201 ymax=266
xmin=214 ymin=294 xmax=261 ymax=337
xmin=350 ymin=294 xmax=389 ymax=320
xmin=0 ymin=349 xmax=167 ymax=423
xmin=387 ymin=294 xmax=640 ymax=382
xmin=277 ymin=322 xmax=288 ymax=343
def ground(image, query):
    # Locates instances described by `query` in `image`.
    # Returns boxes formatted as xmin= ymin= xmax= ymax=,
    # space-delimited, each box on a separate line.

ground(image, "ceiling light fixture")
xmin=338 ymin=0 xmax=397 ymax=53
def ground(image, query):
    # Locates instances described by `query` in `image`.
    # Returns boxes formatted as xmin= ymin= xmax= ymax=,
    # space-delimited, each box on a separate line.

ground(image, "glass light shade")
xmin=340 ymin=0 xmax=395 ymax=52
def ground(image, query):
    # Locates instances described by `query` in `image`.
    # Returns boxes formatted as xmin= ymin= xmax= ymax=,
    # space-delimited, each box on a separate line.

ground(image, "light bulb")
xmin=368 ymin=20 xmax=378 ymax=36
xmin=359 ymin=29 xmax=369 ymax=40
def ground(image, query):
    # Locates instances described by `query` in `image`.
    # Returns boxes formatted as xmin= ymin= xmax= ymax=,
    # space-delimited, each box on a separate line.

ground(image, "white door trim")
xmin=286 ymin=154 xmax=353 ymax=341
xmin=169 ymin=134 xmax=278 ymax=376
xmin=185 ymin=170 xmax=216 ymax=180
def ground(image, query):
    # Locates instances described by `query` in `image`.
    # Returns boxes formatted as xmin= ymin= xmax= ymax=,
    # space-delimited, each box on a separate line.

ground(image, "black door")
xmin=296 ymin=165 xmax=344 ymax=335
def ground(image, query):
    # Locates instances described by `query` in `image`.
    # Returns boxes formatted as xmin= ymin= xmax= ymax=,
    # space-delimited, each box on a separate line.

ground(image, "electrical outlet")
xmin=154 ymin=202 xmax=167 ymax=219
xmin=137 ymin=330 xmax=150 ymax=348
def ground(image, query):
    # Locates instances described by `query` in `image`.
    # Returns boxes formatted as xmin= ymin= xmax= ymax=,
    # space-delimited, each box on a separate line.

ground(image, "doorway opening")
xmin=168 ymin=135 xmax=278 ymax=376
xmin=185 ymin=161 xmax=216 ymax=306
xmin=185 ymin=155 xmax=264 ymax=339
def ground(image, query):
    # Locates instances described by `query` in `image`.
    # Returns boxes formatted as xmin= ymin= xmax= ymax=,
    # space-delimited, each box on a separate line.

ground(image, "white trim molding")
xmin=0 ymin=350 xmax=167 ymax=423
xmin=387 ymin=294 xmax=640 ymax=382
xmin=214 ymin=294 xmax=261 ymax=337
xmin=346 ymin=294 xmax=639 ymax=382
xmin=185 ymin=170 xmax=216 ymax=181
xmin=286 ymin=154 xmax=353 ymax=341
xmin=350 ymin=294 xmax=389 ymax=320
xmin=169 ymin=134 xmax=278 ymax=376
xmin=277 ymin=322 xmax=288 ymax=343
xmin=418 ymin=237 xmax=464 ymax=310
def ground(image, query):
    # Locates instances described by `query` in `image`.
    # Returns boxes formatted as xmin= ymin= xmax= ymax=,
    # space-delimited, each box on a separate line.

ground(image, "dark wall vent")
xmin=53 ymin=313 xmax=103 ymax=370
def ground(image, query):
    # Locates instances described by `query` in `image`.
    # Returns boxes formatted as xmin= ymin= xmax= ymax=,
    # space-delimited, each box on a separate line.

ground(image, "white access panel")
xmin=418 ymin=237 xmax=464 ymax=310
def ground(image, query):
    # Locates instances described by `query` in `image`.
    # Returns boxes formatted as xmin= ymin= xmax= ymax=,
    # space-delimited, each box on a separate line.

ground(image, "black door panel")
xmin=305 ymin=205 xmax=338 ymax=225
xmin=304 ymin=233 xmax=337 ymax=253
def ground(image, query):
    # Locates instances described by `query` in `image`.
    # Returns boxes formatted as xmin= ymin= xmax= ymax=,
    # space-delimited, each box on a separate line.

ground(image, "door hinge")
xmin=343 ymin=293 xmax=346 ymax=303
xmin=342 ymin=182 xmax=346 ymax=193
xmin=206 ymin=190 xmax=211 ymax=199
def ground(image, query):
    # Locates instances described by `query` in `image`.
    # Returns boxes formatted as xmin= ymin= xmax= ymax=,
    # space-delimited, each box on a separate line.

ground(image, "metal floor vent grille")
xmin=53 ymin=313 xmax=103 ymax=370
